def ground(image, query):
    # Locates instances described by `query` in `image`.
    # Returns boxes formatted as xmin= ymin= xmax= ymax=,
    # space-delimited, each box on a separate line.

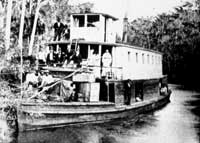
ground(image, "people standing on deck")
xmin=102 ymin=49 xmax=112 ymax=77
xmin=38 ymin=45 xmax=46 ymax=66
xmin=53 ymin=17 xmax=64 ymax=41
xmin=66 ymin=45 xmax=75 ymax=61
xmin=46 ymin=47 xmax=56 ymax=66
xmin=36 ymin=18 xmax=45 ymax=35
xmin=102 ymin=49 xmax=112 ymax=67
xmin=62 ymin=24 xmax=70 ymax=40
xmin=72 ymin=47 xmax=82 ymax=68
xmin=63 ymin=45 xmax=75 ymax=67
xmin=88 ymin=49 xmax=99 ymax=66
xmin=55 ymin=47 xmax=65 ymax=66
xmin=25 ymin=70 xmax=40 ymax=90
xmin=38 ymin=70 xmax=54 ymax=89
xmin=160 ymin=83 xmax=169 ymax=96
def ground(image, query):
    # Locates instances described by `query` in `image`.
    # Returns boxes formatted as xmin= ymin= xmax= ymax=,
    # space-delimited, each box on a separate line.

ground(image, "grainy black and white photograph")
xmin=0 ymin=0 xmax=200 ymax=142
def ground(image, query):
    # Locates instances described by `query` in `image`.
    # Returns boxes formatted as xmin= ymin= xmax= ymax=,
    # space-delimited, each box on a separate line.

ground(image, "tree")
xmin=28 ymin=0 xmax=50 ymax=56
xmin=19 ymin=0 xmax=26 ymax=51
xmin=128 ymin=17 xmax=153 ymax=48
xmin=1 ymin=0 xmax=94 ymax=58
xmin=0 ymin=1 xmax=6 ymax=57
xmin=5 ymin=0 xmax=13 ymax=50
xmin=127 ymin=0 xmax=200 ymax=88
xmin=28 ymin=0 xmax=93 ymax=55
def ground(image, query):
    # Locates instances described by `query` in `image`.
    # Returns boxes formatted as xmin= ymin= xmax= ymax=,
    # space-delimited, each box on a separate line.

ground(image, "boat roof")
xmin=71 ymin=12 xmax=118 ymax=21
xmin=45 ymin=40 xmax=162 ymax=55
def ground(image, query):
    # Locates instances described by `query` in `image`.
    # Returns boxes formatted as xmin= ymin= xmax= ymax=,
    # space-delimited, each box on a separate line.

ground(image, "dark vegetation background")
xmin=123 ymin=0 xmax=200 ymax=89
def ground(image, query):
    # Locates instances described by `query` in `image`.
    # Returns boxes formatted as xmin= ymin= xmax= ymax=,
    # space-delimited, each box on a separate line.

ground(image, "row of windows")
xmin=73 ymin=15 xmax=100 ymax=27
xmin=128 ymin=52 xmax=162 ymax=65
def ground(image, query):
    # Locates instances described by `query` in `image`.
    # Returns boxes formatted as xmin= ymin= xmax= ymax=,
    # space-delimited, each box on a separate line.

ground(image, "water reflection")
xmin=1 ymin=85 xmax=200 ymax=143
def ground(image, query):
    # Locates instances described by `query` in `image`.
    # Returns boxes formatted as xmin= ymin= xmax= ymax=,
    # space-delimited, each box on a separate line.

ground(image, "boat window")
xmin=159 ymin=56 xmax=161 ymax=64
xmin=161 ymin=56 xmax=162 ymax=64
xmin=142 ymin=53 xmax=144 ymax=64
xmin=73 ymin=15 xmax=85 ymax=27
xmin=152 ymin=55 xmax=154 ymax=64
xmin=156 ymin=56 xmax=158 ymax=65
xmin=79 ymin=44 xmax=88 ymax=59
xmin=128 ymin=51 xmax=131 ymax=62
xmin=147 ymin=54 xmax=150 ymax=64
xmin=70 ymin=44 xmax=76 ymax=50
xmin=136 ymin=53 xmax=138 ymax=63
xmin=159 ymin=56 xmax=161 ymax=65
xmin=90 ymin=44 xmax=99 ymax=54
xmin=87 ymin=15 xmax=100 ymax=27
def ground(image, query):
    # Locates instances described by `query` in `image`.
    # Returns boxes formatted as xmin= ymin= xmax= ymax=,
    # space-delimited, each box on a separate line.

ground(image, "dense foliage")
xmin=0 ymin=0 xmax=93 ymax=82
xmin=126 ymin=1 xmax=200 ymax=88
xmin=0 ymin=0 xmax=93 ymax=56
xmin=1 ymin=0 xmax=200 ymax=89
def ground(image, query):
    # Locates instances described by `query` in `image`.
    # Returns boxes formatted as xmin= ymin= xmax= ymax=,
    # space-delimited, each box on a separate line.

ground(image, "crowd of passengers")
xmin=38 ymin=45 xmax=82 ymax=68
xmin=25 ymin=69 xmax=54 ymax=91
xmin=38 ymin=45 xmax=113 ymax=71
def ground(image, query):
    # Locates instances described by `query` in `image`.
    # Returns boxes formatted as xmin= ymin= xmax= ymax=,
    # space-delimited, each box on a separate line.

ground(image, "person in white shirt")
xmin=46 ymin=47 xmax=56 ymax=66
xmin=38 ymin=46 xmax=46 ymax=65
xmin=102 ymin=49 xmax=112 ymax=67
xmin=25 ymin=70 xmax=39 ymax=90
xmin=88 ymin=49 xmax=99 ymax=66
xmin=39 ymin=70 xmax=54 ymax=87
xmin=102 ymin=49 xmax=112 ymax=77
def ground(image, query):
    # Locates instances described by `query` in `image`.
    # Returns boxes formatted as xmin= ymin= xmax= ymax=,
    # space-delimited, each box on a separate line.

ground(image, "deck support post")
xmin=106 ymin=82 xmax=109 ymax=102
xmin=99 ymin=44 xmax=102 ymax=76
xmin=88 ymin=44 xmax=90 ymax=58
xmin=84 ymin=14 xmax=87 ymax=27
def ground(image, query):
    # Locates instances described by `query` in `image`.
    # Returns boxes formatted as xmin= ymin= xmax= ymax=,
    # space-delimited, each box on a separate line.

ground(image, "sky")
xmin=69 ymin=0 xmax=193 ymax=20
xmin=69 ymin=0 xmax=193 ymax=36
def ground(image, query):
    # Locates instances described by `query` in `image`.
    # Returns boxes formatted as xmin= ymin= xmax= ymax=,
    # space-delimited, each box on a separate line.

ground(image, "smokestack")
xmin=122 ymin=13 xmax=128 ymax=43
xmin=122 ymin=0 xmax=129 ymax=43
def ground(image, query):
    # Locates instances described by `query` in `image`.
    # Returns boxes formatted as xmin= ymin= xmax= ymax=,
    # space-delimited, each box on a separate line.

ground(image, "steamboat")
xmin=1 ymin=12 xmax=171 ymax=132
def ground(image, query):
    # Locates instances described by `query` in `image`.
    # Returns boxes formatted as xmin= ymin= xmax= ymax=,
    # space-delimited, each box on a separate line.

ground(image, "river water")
xmin=1 ymin=85 xmax=200 ymax=143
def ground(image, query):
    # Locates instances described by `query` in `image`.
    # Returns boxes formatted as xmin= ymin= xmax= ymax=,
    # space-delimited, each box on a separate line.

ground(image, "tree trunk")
xmin=29 ymin=0 xmax=32 ymax=14
xmin=19 ymin=0 xmax=26 ymax=51
xmin=28 ymin=0 xmax=41 ymax=56
xmin=28 ymin=0 xmax=50 ymax=56
xmin=19 ymin=0 xmax=26 ymax=92
xmin=5 ymin=0 xmax=13 ymax=50
xmin=0 ymin=2 xmax=4 ymax=29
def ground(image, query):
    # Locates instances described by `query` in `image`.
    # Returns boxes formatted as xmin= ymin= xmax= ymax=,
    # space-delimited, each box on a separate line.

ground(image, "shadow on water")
xmin=184 ymin=94 xmax=200 ymax=141
xmin=14 ymin=109 xmax=166 ymax=143
xmin=184 ymin=94 xmax=200 ymax=116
